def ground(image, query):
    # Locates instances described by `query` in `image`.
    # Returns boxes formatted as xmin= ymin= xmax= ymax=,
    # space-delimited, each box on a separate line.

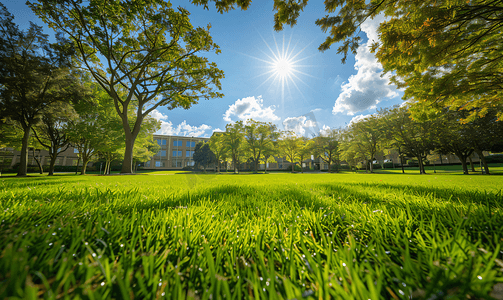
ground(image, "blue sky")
xmin=3 ymin=0 xmax=404 ymax=137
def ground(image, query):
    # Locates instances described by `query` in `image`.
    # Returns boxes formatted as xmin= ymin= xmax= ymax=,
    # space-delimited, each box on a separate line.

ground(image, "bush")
xmin=485 ymin=154 xmax=503 ymax=163
xmin=406 ymin=160 xmax=418 ymax=167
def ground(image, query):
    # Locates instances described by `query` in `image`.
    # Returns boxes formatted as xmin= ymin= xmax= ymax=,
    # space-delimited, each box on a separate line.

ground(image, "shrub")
xmin=485 ymin=154 xmax=503 ymax=163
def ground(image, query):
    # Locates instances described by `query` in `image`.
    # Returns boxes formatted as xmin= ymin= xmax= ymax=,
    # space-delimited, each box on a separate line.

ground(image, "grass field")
xmin=1 ymin=172 xmax=502 ymax=299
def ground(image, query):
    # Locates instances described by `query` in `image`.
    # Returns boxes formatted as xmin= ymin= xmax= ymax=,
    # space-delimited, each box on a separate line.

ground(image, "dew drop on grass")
xmin=342 ymin=263 xmax=346 ymax=266
xmin=477 ymin=276 xmax=482 ymax=280
xmin=161 ymin=292 xmax=165 ymax=296
xmin=101 ymin=282 xmax=105 ymax=286
xmin=398 ymin=290 xmax=404 ymax=296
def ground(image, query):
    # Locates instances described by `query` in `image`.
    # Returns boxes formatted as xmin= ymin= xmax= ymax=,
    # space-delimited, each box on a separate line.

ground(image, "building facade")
xmin=143 ymin=135 xmax=210 ymax=170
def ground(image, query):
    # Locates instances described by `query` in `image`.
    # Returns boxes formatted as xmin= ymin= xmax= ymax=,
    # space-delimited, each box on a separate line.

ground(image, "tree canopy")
xmin=28 ymin=0 xmax=225 ymax=173
xmin=0 ymin=3 xmax=84 ymax=176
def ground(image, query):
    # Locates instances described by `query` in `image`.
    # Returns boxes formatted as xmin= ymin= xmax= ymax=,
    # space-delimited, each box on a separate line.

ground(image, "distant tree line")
xmin=192 ymin=107 xmax=503 ymax=175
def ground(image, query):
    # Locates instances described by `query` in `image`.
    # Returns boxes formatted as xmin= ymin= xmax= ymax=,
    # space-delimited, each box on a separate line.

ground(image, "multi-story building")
xmin=1 ymin=146 xmax=83 ymax=170
xmin=144 ymin=135 xmax=209 ymax=169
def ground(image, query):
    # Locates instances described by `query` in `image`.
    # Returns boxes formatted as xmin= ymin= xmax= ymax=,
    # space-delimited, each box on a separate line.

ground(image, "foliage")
xmin=194 ymin=0 xmax=503 ymax=120
xmin=244 ymin=120 xmax=278 ymax=173
xmin=1 ymin=173 xmax=502 ymax=298
xmin=0 ymin=3 xmax=84 ymax=176
xmin=31 ymin=102 xmax=77 ymax=176
xmin=224 ymin=121 xmax=246 ymax=173
xmin=279 ymin=132 xmax=304 ymax=172
xmin=208 ymin=132 xmax=228 ymax=173
xmin=29 ymin=0 xmax=225 ymax=173
xmin=193 ymin=141 xmax=216 ymax=172
xmin=345 ymin=114 xmax=386 ymax=173
xmin=380 ymin=105 xmax=437 ymax=174
xmin=312 ymin=129 xmax=340 ymax=173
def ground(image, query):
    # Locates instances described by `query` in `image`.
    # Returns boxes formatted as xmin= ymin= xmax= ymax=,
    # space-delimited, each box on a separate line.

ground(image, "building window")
xmin=155 ymin=161 xmax=165 ymax=167
xmin=157 ymin=139 xmax=166 ymax=146
xmin=157 ymin=150 xmax=166 ymax=157
xmin=172 ymin=150 xmax=182 ymax=157
xmin=171 ymin=160 xmax=182 ymax=168
xmin=145 ymin=161 xmax=150 ymax=167
xmin=186 ymin=141 xmax=196 ymax=148
xmin=186 ymin=161 xmax=195 ymax=167
xmin=173 ymin=140 xmax=182 ymax=147
xmin=186 ymin=151 xmax=194 ymax=157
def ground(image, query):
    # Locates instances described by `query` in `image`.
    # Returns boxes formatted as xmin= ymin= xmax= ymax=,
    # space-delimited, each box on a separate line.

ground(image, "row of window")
xmin=156 ymin=150 xmax=194 ymax=157
xmin=146 ymin=160 xmax=195 ymax=168
xmin=156 ymin=139 xmax=197 ymax=148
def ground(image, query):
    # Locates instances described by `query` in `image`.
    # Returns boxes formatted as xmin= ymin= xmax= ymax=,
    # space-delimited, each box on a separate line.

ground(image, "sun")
xmin=273 ymin=57 xmax=293 ymax=79
xmin=251 ymin=34 xmax=314 ymax=106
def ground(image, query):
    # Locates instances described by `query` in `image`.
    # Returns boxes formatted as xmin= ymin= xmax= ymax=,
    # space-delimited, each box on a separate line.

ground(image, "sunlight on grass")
xmin=1 ymin=173 xmax=502 ymax=298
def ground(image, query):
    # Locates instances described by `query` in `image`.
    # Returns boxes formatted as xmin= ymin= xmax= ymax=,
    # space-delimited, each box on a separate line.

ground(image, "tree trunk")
xmin=17 ymin=127 xmax=31 ymax=176
xmin=401 ymin=156 xmax=405 ymax=174
xmin=254 ymin=159 xmax=259 ymax=173
xmin=328 ymin=162 xmax=332 ymax=173
xmin=75 ymin=157 xmax=80 ymax=175
xmin=80 ymin=158 xmax=89 ymax=175
xmin=48 ymin=153 xmax=58 ymax=176
xmin=417 ymin=156 xmax=426 ymax=174
xmin=369 ymin=161 xmax=373 ymax=173
xmin=460 ymin=158 xmax=469 ymax=175
xmin=217 ymin=160 xmax=220 ymax=173
xmin=439 ymin=153 xmax=444 ymax=164
xmin=32 ymin=149 xmax=43 ymax=174
xmin=233 ymin=154 xmax=238 ymax=174
xmin=468 ymin=156 xmax=475 ymax=172
xmin=291 ymin=162 xmax=295 ymax=172
xmin=475 ymin=149 xmax=490 ymax=175
xmin=121 ymin=133 xmax=137 ymax=173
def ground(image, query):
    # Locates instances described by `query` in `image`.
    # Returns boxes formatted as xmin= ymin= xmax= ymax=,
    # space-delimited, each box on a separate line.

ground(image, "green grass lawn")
xmin=1 ymin=172 xmax=502 ymax=299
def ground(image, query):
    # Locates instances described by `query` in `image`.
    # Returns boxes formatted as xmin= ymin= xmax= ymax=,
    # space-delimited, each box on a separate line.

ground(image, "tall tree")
xmin=260 ymin=124 xmax=280 ymax=174
xmin=298 ymin=138 xmax=314 ymax=173
xmin=193 ymin=142 xmax=216 ymax=173
xmin=31 ymin=102 xmax=77 ymax=176
xmin=224 ymin=121 xmax=246 ymax=173
xmin=0 ymin=4 xmax=83 ymax=176
xmin=312 ymin=129 xmax=340 ymax=173
xmin=347 ymin=114 xmax=386 ymax=173
xmin=279 ymin=132 xmax=303 ymax=172
xmin=380 ymin=105 xmax=438 ymax=174
xmin=208 ymin=132 xmax=228 ymax=173
xmin=435 ymin=110 xmax=474 ymax=175
xmin=244 ymin=120 xmax=277 ymax=173
xmin=29 ymin=0 xmax=225 ymax=174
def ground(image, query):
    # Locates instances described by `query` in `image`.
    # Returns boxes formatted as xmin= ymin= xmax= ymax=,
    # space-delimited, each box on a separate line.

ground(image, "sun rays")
xmin=247 ymin=33 xmax=316 ymax=107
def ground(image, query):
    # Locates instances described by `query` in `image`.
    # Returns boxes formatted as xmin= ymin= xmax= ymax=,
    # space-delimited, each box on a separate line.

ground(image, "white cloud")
xmin=223 ymin=96 xmax=280 ymax=122
xmin=282 ymin=116 xmax=317 ymax=137
xmin=333 ymin=14 xmax=399 ymax=116
xmin=348 ymin=114 xmax=372 ymax=126
xmin=149 ymin=109 xmax=168 ymax=121
xmin=212 ymin=128 xmax=224 ymax=133
xmin=149 ymin=109 xmax=213 ymax=137
xmin=319 ymin=125 xmax=331 ymax=136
